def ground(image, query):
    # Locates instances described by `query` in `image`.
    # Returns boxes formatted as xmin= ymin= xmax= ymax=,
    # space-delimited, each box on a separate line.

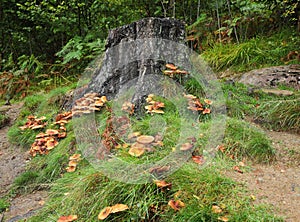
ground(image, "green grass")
xmin=5 ymin=80 xmax=284 ymax=222
xmin=0 ymin=113 xmax=10 ymax=128
xmin=202 ymin=28 xmax=300 ymax=73
xmin=28 ymin=163 xmax=282 ymax=222
xmin=255 ymin=98 xmax=300 ymax=133
xmin=0 ymin=198 xmax=10 ymax=213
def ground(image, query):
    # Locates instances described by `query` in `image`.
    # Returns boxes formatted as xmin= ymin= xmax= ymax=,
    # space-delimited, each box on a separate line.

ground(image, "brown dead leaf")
xmin=192 ymin=155 xmax=205 ymax=165
xmin=233 ymin=166 xmax=243 ymax=174
xmin=168 ymin=199 xmax=185 ymax=211
xmin=154 ymin=180 xmax=172 ymax=190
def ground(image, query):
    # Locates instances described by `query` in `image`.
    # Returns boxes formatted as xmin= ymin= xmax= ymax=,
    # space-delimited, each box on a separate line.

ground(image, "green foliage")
xmin=0 ymin=113 xmax=10 ymax=128
xmin=0 ymin=198 xmax=10 ymax=213
xmin=255 ymin=98 xmax=300 ymax=133
xmin=224 ymin=118 xmax=275 ymax=162
xmin=202 ymin=29 xmax=300 ymax=72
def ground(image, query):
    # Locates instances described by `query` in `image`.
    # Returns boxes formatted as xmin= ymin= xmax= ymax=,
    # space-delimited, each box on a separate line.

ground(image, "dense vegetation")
xmin=0 ymin=0 xmax=299 ymax=101
xmin=0 ymin=1 xmax=299 ymax=221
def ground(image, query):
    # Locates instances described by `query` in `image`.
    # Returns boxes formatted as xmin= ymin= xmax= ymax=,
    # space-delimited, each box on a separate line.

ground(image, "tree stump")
xmin=87 ymin=17 xmax=186 ymax=104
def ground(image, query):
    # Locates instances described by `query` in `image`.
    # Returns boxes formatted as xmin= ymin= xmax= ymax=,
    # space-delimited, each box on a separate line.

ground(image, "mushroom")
xmin=180 ymin=142 xmax=194 ymax=151
xmin=98 ymin=207 xmax=112 ymax=220
xmin=136 ymin=135 xmax=155 ymax=144
xmin=128 ymin=147 xmax=145 ymax=157
xmin=166 ymin=63 xmax=177 ymax=70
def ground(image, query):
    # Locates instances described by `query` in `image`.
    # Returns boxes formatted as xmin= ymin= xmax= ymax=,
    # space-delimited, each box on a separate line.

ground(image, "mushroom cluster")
xmin=126 ymin=133 xmax=163 ymax=157
xmin=121 ymin=101 xmax=135 ymax=115
xmin=163 ymin=63 xmax=188 ymax=78
xmin=184 ymin=94 xmax=212 ymax=114
xmin=72 ymin=92 xmax=107 ymax=116
xmin=145 ymin=94 xmax=165 ymax=114
xmin=66 ymin=154 xmax=81 ymax=172
xmin=30 ymin=129 xmax=60 ymax=156
xmin=19 ymin=115 xmax=47 ymax=130
xmin=29 ymin=111 xmax=72 ymax=157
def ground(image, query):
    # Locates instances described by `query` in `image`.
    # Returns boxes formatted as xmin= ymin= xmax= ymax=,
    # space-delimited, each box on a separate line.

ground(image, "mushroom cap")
xmin=69 ymin=154 xmax=81 ymax=161
xmin=166 ymin=63 xmax=177 ymax=70
xmin=111 ymin=204 xmax=129 ymax=213
xmin=150 ymin=109 xmax=165 ymax=114
xmin=98 ymin=207 xmax=112 ymax=220
xmin=180 ymin=142 xmax=194 ymax=151
xmin=136 ymin=135 xmax=155 ymax=144
xmin=46 ymin=129 xmax=59 ymax=135
xmin=131 ymin=142 xmax=146 ymax=149
xmin=127 ymin=132 xmax=141 ymax=140
xmin=128 ymin=147 xmax=145 ymax=157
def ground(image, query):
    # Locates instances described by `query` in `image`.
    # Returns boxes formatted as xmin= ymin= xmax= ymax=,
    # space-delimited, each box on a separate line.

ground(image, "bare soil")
xmin=0 ymin=103 xmax=48 ymax=222
xmin=225 ymin=127 xmax=300 ymax=222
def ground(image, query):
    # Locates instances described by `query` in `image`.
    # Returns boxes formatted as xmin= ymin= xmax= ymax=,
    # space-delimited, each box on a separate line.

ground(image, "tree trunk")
xmin=86 ymin=17 xmax=186 ymax=104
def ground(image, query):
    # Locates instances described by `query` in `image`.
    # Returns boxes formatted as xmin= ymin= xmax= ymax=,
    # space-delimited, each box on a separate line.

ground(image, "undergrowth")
xmin=202 ymin=28 xmax=300 ymax=73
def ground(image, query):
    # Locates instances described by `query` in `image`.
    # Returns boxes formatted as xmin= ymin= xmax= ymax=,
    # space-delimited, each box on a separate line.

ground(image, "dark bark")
xmin=86 ymin=17 xmax=187 ymax=105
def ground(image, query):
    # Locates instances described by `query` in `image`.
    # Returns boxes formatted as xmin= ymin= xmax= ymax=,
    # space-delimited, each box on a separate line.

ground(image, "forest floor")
xmin=0 ymin=103 xmax=299 ymax=221
xmin=0 ymin=103 xmax=48 ymax=222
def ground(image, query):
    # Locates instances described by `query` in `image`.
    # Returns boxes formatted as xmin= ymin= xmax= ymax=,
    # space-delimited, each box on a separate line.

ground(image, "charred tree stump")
xmin=87 ymin=17 xmax=186 ymax=106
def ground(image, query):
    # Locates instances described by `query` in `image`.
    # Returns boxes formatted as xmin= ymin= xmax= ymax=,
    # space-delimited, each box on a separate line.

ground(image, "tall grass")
xmin=202 ymin=29 xmax=300 ymax=73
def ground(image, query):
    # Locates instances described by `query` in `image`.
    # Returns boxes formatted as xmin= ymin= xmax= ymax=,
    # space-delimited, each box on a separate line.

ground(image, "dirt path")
xmin=225 ymin=128 xmax=300 ymax=222
xmin=0 ymin=103 xmax=48 ymax=222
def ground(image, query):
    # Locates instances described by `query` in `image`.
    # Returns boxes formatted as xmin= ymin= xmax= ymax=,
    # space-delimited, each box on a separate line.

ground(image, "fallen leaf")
xmin=168 ymin=199 xmax=185 ymax=211
xmin=57 ymin=215 xmax=78 ymax=222
xmin=98 ymin=207 xmax=112 ymax=220
xmin=212 ymin=205 xmax=222 ymax=214
xmin=192 ymin=155 xmax=205 ymax=165
xmin=233 ymin=166 xmax=243 ymax=174
xmin=154 ymin=180 xmax=172 ymax=190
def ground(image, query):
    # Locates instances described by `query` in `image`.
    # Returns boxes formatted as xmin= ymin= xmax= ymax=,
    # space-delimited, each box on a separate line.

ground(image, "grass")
xmin=255 ymin=98 xmax=300 ymax=133
xmin=4 ymin=75 xmax=290 ymax=221
xmin=5 ymin=85 xmax=278 ymax=221
xmin=0 ymin=113 xmax=10 ymax=128
xmin=202 ymin=28 xmax=300 ymax=73
xmin=0 ymin=198 xmax=10 ymax=213
xmin=28 ymin=163 xmax=282 ymax=222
